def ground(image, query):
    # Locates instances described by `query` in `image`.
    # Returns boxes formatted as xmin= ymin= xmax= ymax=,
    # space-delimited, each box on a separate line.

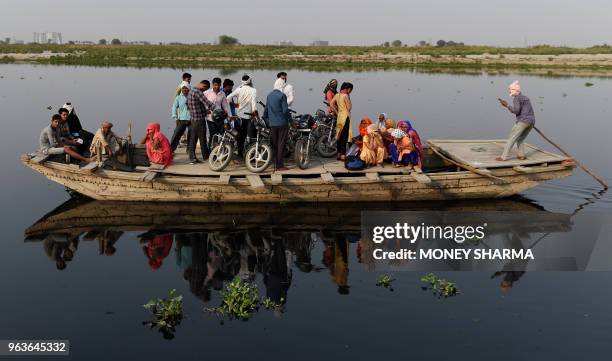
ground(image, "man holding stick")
xmin=496 ymin=80 xmax=535 ymax=161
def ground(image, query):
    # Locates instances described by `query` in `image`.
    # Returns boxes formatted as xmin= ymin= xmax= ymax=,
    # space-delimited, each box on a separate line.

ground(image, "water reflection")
xmin=25 ymin=197 xmax=575 ymax=304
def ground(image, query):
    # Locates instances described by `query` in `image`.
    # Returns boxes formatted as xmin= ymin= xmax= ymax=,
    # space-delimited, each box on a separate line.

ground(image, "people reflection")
xmin=143 ymin=234 xmax=173 ymax=270
xmin=492 ymin=230 xmax=530 ymax=293
xmin=43 ymin=233 xmax=80 ymax=270
xmin=264 ymin=229 xmax=293 ymax=312
xmin=322 ymin=234 xmax=350 ymax=295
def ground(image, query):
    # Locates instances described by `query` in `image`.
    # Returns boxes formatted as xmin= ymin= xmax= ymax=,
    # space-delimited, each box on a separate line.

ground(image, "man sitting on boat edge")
xmin=39 ymin=114 xmax=92 ymax=163
xmin=90 ymin=120 xmax=127 ymax=162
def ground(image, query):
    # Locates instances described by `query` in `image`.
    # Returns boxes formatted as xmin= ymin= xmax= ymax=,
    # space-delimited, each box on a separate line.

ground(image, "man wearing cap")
xmin=170 ymin=81 xmax=192 ymax=151
xmin=90 ymin=120 xmax=125 ymax=158
xmin=225 ymin=74 xmax=258 ymax=156
xmin=497 ymin=80 xmax=536 ymax=161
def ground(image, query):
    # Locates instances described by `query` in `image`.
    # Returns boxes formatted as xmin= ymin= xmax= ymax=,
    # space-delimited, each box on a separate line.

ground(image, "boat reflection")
xmin=25 ymin=197 xmax=573 ymax=303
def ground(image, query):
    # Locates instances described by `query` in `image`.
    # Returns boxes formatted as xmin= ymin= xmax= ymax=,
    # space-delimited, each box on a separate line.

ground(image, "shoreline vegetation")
xmin=3 ymin=44 xmax=612 ymax=76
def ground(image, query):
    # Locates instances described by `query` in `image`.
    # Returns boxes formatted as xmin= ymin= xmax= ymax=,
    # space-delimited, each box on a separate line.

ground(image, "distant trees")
xmin=111 ymin=38 xmax=122 ymax=45
xmin=382 ymin=41 xmax=390 ymax=47
xmin=418 ymin=40 xmax=429 ymax=47
xmin=98 ymin=39 xmax=107 ymax=45
xmin=218 ymin=35 xmax=239 ymax=45
xmin=391 ymin=40 xmax=402 ymax=47
xmin=436 ymin=39 xmax=465 ymax=47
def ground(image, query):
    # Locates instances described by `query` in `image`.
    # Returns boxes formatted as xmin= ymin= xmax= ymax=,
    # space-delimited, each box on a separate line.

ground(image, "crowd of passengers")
xmin=38 ymin=73 xmax=534 ymax=173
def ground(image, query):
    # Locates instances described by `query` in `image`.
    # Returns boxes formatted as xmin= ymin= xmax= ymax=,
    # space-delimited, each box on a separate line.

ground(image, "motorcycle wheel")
xmin=294 ymin=138 xmax=311 ymax=169
xmin=316 ymin=136 xmax=337 ymax=158
xmin=209 ymin=143 xmax=234 ymax=172
xmin=245 ymin=142 xmax=272 ymax=173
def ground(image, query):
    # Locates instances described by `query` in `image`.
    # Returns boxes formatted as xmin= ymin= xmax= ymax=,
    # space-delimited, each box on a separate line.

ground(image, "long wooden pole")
xmin=533 ymin=126 xmax=608 ymax=190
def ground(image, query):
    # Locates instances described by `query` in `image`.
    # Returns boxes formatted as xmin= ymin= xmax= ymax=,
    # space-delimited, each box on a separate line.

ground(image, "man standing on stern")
xmin=496 ymin=80 xmax=536 ymax=161
xmin=187 ymin=80 xmax=216 ymax=164
xmin=263 ymin=81 xmax=291 ymax=171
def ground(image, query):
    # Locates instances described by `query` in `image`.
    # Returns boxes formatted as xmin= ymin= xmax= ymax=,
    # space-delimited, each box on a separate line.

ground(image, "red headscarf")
xmin=145 ymin=122 xmax=173 ymax=167
xmin=359 ymin=117 xmax=372 ymax=137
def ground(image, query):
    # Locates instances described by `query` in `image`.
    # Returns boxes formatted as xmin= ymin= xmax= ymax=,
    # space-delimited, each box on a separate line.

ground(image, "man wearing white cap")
xmin=170 ymin=81 xmax=192 ymax=151
xmin=496 ymin=80 xmax=536 ymax=161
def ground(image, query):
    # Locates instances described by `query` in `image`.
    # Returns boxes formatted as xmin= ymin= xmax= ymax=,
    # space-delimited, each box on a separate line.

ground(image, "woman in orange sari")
xmin=360 ymin=124 xmax=385 ymax=166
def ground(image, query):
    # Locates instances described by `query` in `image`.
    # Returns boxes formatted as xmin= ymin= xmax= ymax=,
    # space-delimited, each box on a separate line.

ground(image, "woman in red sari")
xmin=141 ymin=122 xmax=173 ymax=166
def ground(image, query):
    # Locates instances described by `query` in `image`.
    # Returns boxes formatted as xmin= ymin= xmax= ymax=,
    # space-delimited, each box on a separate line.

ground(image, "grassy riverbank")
xmin=3 ymin=44 xmax=612 ymax=75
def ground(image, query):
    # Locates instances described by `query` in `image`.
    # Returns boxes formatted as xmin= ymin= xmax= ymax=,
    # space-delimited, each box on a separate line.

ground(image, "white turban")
xmin=62 ymin=102 xmax=74 ymax=114
xmin=180 ymin=81 xmax=190 ymax=89
xmin=509 ymin=80 xmax=521 ymax=94
xmin=273 ymin=77 xmax=286 ymax=91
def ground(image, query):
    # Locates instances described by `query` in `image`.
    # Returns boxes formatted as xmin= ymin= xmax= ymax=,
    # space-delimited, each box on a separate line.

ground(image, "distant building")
xmin=33 ymin=32 xmax=62 ymax=44
xmin=311 ymin=40 xmax=329 ymax=46
xmin=278 ymin=41 xmax=294 ymax=46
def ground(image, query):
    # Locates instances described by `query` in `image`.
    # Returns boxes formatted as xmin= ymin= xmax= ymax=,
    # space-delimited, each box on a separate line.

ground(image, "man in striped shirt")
xmin=187 ymin=80 xmax=216 ymax=163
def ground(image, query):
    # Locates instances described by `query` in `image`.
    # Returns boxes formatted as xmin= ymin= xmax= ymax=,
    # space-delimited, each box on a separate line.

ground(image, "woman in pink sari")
xmin=142 ymin=122 xmax=173 ymax=166
xmin=397 ymin=120 xmax=423 ymax=172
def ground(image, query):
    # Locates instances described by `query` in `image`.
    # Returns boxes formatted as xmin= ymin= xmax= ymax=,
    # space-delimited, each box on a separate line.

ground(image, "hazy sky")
xmin=2 ymin=0 xmax=612 ymax=46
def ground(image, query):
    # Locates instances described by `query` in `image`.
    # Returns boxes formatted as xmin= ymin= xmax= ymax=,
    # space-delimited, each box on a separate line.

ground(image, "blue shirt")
xmin=508 ymin=94 xmax=536 ymax=125
xmin=263 ymin=89 xmax=290 ymax=127
xmin=171 ymin=94 xmax=191 ymax=122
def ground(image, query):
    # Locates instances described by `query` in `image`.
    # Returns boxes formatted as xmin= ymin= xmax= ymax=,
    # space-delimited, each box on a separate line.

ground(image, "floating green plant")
xmin=420 ymin=273 xmax=459 ymax=298
xmin=207 ymin=278 xmax=260 ymax=321
xmin=143 ymin=289 xmax=184 ymax=339
xmin=376 ymin=274 xmax=396 ymax=291
xmin=585 ymin=82 xmax=594 ymax=87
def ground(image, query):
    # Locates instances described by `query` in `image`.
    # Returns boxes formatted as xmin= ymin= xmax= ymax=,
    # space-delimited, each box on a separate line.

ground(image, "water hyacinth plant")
xmin=420 ymin=273 xmax=459 ymax=298
xmin=376 ymin=274 xmax=396 ymax=291
xmin=143 ymin=289 xmax=184 ymax=339
xmin=207 ymin=278 xmax=260 ymax=321
xmin=206 ymin=278 xmax=286 ymax=322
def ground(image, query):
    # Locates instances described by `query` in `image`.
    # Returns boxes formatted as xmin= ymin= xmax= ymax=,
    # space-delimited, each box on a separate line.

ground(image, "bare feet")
xmin=495 ymin=157 xmax=506 ymax=161
xmin=414 ymin=166 xmax=423 ymax=173
xmin=517 ymin=156 xmax=527 ymax=160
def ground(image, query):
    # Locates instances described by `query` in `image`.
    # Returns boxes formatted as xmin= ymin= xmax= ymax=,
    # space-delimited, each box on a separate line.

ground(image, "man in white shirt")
xmin=276 ymin=72 xmax=295 ymax=107
xmin=225 ymin=74 xmax=258 ymax=156
xmin=204 ymin=77 xmax=230 ymax=147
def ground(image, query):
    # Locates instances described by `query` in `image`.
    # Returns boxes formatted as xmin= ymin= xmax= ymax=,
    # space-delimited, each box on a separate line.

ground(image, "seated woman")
xmin=381 ymin=118 xmax=396 ymax=156
xmin=389 ymin=129 xmax=414 ymax=168
xmin=397 ymin=120 xmax=423 ymax=172
xmin=360 ymin=124 xmax=385 ymax=166
xmin=353 ymin=117 xmax=373 ymax=150
xmin=141 ymin=122 xmax=173 ymax=167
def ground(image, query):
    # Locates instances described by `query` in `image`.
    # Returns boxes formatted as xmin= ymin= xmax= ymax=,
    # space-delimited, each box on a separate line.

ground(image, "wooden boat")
xmin=20 ymin=139 xmax=575 ymax=202
xmin=24 ymin=197 xmax=571 ymax=240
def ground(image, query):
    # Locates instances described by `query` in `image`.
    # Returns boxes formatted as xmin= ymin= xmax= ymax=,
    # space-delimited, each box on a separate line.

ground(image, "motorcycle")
xmin=243 ymin=112 xmax=272 ymax=173
xmin=291 ymin=113 xmax=317 ymax=169
xmin=208 ymin=111 xmax=240 ymax=172
xmin=312 ymin=106 xmax=337 ymax=158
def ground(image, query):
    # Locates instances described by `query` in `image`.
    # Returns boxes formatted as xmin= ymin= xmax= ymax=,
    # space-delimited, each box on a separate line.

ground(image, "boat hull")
xmin=21 ymin=156 xmax=574 ymax=202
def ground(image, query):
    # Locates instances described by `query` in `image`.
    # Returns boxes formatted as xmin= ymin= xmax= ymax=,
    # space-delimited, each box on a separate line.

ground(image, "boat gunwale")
xmin=21 ymin=154 xmax=573 ymax=185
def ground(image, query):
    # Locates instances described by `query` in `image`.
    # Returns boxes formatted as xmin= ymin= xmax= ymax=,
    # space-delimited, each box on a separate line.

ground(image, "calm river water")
xmin=1 ymin=64 xmax=611 ymax=360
